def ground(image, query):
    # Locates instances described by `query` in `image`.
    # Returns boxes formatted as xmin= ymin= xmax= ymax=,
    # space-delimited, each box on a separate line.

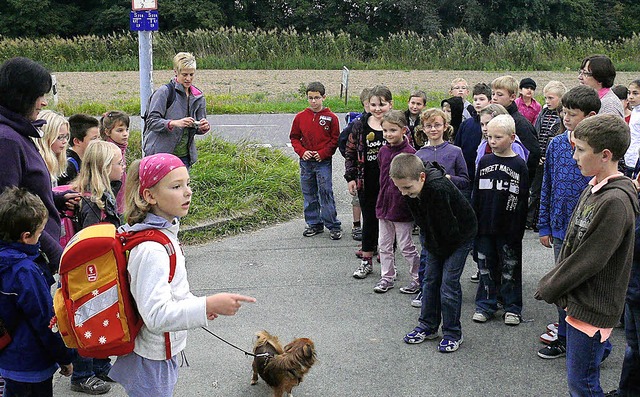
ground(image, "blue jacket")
xmin=537 ymin=132 xmax=590 ymax=240
xmin=454 ymin=116 xmax=482 ymax=183
xmin=0 ymin=240 xmax=74 ymax=381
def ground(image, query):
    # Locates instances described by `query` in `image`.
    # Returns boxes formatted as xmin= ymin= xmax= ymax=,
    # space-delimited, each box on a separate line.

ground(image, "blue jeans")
xmin=419 ymin=241 xmax=472 ymax=340
xmin=71 ymin=355 xmax=112 ymax=383
xmin=3 ymin=377 xmax=53 ymax=397
xmin=417 ymin=231 xmax=427 ymax=285
xmin=618 ymin=302 xmax=640 ymax=396
xmin=553 ymin=237 xmax=567 ymax=343
xmin=474 ymin=235 xmax=523 ymax=316
xmin=566 ymin=323 xmax=608 ymax=396
xmin=299 ymin=159 xmax=340 ymax=231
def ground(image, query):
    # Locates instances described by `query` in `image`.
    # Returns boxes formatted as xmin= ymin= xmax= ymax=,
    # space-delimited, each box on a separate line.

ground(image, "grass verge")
xmin=125 ymin=130 xmax=302 ymax=244
xmin=54 ymin=90 xmax=451 ymax=116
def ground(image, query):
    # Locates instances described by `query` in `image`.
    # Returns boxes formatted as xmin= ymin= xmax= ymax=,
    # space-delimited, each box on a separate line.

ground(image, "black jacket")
xmin=405 ymin=162 xmax=477 ymax=258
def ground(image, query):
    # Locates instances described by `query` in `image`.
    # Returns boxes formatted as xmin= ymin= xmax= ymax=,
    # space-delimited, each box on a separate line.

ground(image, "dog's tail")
xmin=255 ymin=330 xmax=284 ymax=354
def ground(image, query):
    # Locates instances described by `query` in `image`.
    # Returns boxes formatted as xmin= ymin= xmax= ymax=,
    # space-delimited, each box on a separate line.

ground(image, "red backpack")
xmin=53 ymin=223 xmax=176 ymax=359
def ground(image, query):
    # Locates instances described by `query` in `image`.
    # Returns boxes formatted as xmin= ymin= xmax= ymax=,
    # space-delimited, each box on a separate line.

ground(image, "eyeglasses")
xmin=423 ymin=123 xmax=444 ymax=130
xmin=56 ymin=134 xmax=70 ymax=142
xmin=307 ymin=96 xmax=322 ymax=101
xmin=578 ymin=69 xmax=593 ymax=77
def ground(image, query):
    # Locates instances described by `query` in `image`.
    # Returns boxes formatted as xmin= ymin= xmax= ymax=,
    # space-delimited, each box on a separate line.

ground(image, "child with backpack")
xmin=66 ymin=140 xmax=125 ymax=394
xmin=108 ymin=153 xmax=255 ymax=396
xmin=100 ymin=111 xmax=129 ymax=215
xmin=0 ymin=187 xmax=74 ymax=396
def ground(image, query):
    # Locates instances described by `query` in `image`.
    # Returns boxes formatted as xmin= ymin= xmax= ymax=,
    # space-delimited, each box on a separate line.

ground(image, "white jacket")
xmin=122 ymin=214 xmax=208 ymax=360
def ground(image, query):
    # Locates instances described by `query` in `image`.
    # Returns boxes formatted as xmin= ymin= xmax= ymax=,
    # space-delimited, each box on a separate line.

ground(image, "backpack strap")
xmin=120 ymin=229 xmax=177 ymax=359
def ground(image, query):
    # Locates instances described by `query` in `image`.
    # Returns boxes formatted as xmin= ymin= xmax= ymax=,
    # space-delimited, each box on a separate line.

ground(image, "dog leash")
xmin=200 ymin=327 xmax=270 ymax=358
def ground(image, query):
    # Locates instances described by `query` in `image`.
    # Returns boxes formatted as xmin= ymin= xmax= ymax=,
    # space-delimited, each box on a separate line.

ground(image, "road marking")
xmin=215 ymin=124 xmax=280 ymax=127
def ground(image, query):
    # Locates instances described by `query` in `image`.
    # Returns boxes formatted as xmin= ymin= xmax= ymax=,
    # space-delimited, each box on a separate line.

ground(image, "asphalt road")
xmin=53 ymin=114 xmax=629 ymax=396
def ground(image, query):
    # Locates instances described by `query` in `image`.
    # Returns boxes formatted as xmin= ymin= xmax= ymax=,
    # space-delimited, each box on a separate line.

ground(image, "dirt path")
xmin=53 ymin=69 xmax=639 ymax=105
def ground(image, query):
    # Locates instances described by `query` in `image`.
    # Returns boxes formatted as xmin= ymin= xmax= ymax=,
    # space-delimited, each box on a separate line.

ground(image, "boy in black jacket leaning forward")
xmin=391 ymin=153 xmax=477 ymax=353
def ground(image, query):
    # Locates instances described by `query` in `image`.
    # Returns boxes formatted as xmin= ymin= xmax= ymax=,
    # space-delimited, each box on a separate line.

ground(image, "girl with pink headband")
xmin=108 ymin=153 xmax=255 ymax=397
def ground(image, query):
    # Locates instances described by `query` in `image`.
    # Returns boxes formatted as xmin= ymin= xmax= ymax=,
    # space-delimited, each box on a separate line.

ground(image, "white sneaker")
xmin=472 ymin=312 xmax=488 ymax=323
xmin=411 ymin=291 xmax=423 ymax=308
xmin=352 ymin=260 xmax=373 ymax=279
xmin=540 ymin=330 xmax=558 ymax=344
xmin=547 ymin=322 xmax=559 ymax=333
xmin=504 ymin=312 xmax=521 ymax=326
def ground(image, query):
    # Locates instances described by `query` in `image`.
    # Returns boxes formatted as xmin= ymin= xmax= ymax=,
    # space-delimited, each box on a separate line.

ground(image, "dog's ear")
xmin=303 ymin=344 xmax=314 ymax=359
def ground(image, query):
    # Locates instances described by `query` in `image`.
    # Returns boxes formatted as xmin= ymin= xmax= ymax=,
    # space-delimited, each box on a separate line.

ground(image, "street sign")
xmin=132 ymin=0 xmax=157 ymax=11
xmin=130 ymin=10 xmax=158 ymax=31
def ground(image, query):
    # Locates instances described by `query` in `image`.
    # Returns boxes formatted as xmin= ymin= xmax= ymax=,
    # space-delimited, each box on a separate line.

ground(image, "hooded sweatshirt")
xmin=118 ymin=213 xmax=208 ymax=360
xmin=0 ymin=241 xmax=74 ymax=381
xmin=536 ymin=176 xmax=640 ymax=328
xmin=404 ymin=162 xmax=477 ymax=258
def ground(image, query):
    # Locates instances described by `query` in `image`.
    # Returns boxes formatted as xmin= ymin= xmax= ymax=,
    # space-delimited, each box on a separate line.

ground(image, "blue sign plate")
xmin=130 ymin=10 xmax=158 ymax=31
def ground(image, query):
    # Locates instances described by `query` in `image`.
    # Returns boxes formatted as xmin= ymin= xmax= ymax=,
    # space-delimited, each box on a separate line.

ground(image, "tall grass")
xmin=2 ymin=28 xmax=639 ymax=72
xmin=124 ymin=130 xmax=302 ymax=242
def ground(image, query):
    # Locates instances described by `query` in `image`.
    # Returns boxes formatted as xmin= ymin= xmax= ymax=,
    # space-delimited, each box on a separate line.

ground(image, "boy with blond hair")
xmin=526 ymin=80 xmax=567 ymax=230
xmin=491 ymin=75 xmax=540 ymax=180
xmin=450 ymin=78 xmax=474 ymax=121
xmin=536 ymin=114 xmax=637 ymax=395
xmin=472 ymin=114 xmax=529 ymax=326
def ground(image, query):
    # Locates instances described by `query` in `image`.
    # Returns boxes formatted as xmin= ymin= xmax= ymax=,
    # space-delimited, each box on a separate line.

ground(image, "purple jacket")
xmin=416 ymin=142 xmax=470 ymax=192
xmin=375 ymin=138 xmax=415 ymax=222
xmin=0 ymin=105 xmax=62 ymax=272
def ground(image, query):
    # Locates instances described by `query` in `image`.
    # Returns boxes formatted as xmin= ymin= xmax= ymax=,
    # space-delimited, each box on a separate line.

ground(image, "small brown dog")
xmin=251 ymin=330 xmax=316 ymax=397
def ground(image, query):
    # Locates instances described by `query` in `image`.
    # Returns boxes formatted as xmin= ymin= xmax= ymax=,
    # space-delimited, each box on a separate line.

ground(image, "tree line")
xmin=2 ymin=0 xmax=638 ymax=42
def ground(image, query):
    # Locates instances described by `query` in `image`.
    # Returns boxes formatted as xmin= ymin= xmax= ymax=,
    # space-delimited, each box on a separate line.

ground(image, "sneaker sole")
xmin=303 ymin=230 xmax=324 ymax=237
xmin=411 ymin=300 xmax=422 ymax=308
xmin=70 ymin=384 xmax=111 ymax=395
xmin=373 ymin=286 xmax=393 ymax=293
xmin=399 ymin=288 xmax=420 ymax=294
xmin=537 ymin=351 xmax=566 ymax=359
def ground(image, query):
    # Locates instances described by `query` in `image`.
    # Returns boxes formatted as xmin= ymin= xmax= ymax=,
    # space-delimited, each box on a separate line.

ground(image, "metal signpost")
xmin=131 ymin=0 xmax=158 ymax=132
xmin=340 ymin=66 xmax=349 ymax=105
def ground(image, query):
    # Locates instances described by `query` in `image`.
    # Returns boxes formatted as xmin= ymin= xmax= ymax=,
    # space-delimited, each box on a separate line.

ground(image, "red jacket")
xmin=289 ymin=107 xmax=339 ymax=160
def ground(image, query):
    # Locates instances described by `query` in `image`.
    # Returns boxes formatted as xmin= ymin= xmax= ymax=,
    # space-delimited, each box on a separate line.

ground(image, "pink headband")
xmin=139 ymin=154 xmax=185 ymax=196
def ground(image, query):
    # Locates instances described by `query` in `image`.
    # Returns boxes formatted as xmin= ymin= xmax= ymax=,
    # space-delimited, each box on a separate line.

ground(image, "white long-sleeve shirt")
xmin=625 ymin=106 xmax=640 ymax=170
xmin=125 ymin=218 xmax=208 ymax=360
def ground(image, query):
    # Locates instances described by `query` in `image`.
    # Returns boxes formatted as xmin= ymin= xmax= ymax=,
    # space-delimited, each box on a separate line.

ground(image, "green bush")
xmin=3 ymin=28 xmax=640 ymax=72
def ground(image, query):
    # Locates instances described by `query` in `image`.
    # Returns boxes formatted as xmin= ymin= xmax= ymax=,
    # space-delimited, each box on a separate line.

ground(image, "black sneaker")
xmin=302 ymin=225 xmax=324 ymax=237
xmin=330 ymin=229 xmax=342 ymax=240
xmin=537 ymin=340 xmax=566 ymax=359
xmin=70 ymin=375 xmax=111 ymax=394
xmin=470 ymin=271 xmax=479 ymax=283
